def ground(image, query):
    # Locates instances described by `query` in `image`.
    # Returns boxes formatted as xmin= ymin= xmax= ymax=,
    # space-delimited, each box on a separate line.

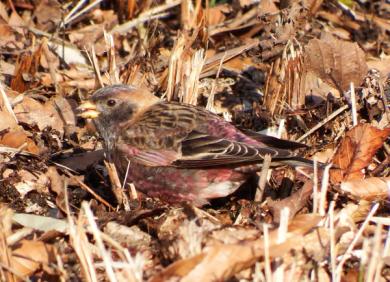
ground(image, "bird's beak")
xmin=77 ymin=101 xmax=100 ymax=119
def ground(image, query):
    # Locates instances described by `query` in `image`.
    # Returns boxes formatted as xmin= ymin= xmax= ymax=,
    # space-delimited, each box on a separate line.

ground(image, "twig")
xmin=255 ymin=154 xmax=271 ymax=202
xmin=378 ymin=79 xmax=390 ymax=125
xmin=104 ymin=160 xmax=130 ymax=211
xmin=296 ymin=104 xmax=349 ymax=142
xmin=64 ymin=170 xmax=114 ymax=210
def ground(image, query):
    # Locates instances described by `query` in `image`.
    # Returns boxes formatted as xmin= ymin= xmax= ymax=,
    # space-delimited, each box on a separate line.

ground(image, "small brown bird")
xmin=78 ymin=84 xmax=313 ymax=206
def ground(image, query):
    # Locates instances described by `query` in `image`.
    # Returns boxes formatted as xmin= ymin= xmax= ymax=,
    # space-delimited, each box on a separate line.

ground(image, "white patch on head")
xmin=198 ymin=181 xmax=242 ymax=199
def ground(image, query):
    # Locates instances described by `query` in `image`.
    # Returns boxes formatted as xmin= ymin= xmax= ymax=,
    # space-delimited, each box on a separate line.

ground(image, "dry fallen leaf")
xmin=304 ymin=33 xmax=368 ymax=92
xmin=0 ymin=131 xmax=40 ymax=154
xmin=33 ymin=0 xmax=62 ymax=31
xmin=14 ymin=96 xmax=75 ymax=137
xmin=11 ymin=47 xmax=42 ymax=93
xmin=331 ymin=124 xmax=390 ymax=183
xmin=341 ymin=177 xmax=390 ymax=201
xmin=151 ymin=214 xmax=322 ymax=282
xmin=12 ymin=213 xmax=68 ymax=233
xmin=11 ymin=239 xmax=56 ymax=278
xmin=267 ymin=180 xmax=313 ymax=223
xmin=205 ymin=4 xmax=229 ymax=26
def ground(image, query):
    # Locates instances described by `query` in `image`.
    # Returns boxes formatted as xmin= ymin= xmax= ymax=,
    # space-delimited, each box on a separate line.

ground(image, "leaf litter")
xmin=0 ymin=0 xmax=389 ymax=281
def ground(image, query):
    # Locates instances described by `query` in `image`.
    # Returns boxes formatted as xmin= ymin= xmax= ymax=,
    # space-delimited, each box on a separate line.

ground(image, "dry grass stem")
xmin=0 ymin=81 xmax=17 ymax=123
xmin=319 ymin=164 xmax=332 ymax=216
xmin=328 ymin=201 xmax=336 ymax=282
xmin=335 ymin=203 xmax=379 ymax=281
xmin=206 ymin=52 xmax=226 ymax=112
xmin=83 ymin=202 xmax=117 ymax=282
xmin=312 ymin=158 xmax=319 ymax=214
xmin=263 ymin=223 xmax=272 ymax=282
xmin=365 ymin=223 xmax=382 ymax=281
xmin=104 ymin=32 xmax=120 ymax=84
xmin=85 ymin=46 xmax=104 ymax=88
xmin=62 ymin=0 xmax=87 ymax=25
xmin=350 ymin=82 xmax=358 ymax=126
xmin=66 ymin=182 xmax=98 ymax=282
xmin=63 ymin=0 xmax=104 ymax=26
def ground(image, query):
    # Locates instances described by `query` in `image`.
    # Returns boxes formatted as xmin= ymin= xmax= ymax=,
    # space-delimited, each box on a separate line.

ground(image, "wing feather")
xmin=117 ymin=102 xmax=305 ymax=168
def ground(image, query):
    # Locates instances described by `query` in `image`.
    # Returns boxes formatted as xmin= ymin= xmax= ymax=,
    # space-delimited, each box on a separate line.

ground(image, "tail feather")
xmin=278 ymin=156 xmax=326 ymax=168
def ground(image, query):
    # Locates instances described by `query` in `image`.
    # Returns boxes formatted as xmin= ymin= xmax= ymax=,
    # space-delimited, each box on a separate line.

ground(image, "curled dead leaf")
xmin=11 ymin=46 xmax=42 ymax=93
xmin=331 ymin=124 xmax=390 ymax=183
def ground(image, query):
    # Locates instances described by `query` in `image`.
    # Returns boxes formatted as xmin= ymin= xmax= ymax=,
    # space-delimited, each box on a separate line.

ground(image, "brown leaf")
xmin=33 ymin=0 xmax=62 ymax=31
xmin=205 ymin=5 xmax=229 ymax=26
xmin=267 ymin=180 xmax=313 ymax=223
xmin=0 ymin=109 xmax=19 ymax=132
xmin=14 ymin=96 xmax=75 ymax=137
xmin=11 ymin=47 xmax=42 ymax=93
xmin=331 ymin=124 xmax=390 ymax=183
xmin=0 ymin=18 xmax=16 ymax=47
xmin=11 ymin=239 xmax=56 ymax=277
xmin=304 ymin=33 xmax=368 ymax=92
xmin=46 ymin=167 xmax=67 ymax=213
xmin=0 ymin=131 xmax=40 ymax=154
xmin=341 ymin=177 xmax=390 ymax=200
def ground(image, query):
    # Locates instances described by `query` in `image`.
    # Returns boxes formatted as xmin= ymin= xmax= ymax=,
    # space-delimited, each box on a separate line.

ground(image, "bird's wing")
xmin=172 ymin=130 xmax=296 ymax=168
xmin=117 ymin=102 xmax=300 ymax=168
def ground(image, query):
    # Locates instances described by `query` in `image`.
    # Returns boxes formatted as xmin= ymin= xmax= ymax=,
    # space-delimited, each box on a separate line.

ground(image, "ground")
xmin=0 ymin=0 xmax=390 ymax=281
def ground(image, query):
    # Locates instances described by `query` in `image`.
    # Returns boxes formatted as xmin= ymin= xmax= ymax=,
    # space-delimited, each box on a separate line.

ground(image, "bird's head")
xmin=77 ymin=84 xmax=160 ymax=141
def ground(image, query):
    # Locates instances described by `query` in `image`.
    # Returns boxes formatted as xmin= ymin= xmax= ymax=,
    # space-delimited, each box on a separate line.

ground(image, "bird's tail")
xmin=278 ymin=156 xmax=326 ymax=168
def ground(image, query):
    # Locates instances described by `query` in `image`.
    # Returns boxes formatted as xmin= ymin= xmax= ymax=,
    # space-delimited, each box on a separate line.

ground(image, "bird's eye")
xmin=106 ymin=99 xmax=116 ymax=107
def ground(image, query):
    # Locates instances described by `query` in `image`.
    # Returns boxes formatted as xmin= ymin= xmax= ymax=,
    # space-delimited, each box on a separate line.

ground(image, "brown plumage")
xmin=78 ymin=84 xmax=313 ymax=206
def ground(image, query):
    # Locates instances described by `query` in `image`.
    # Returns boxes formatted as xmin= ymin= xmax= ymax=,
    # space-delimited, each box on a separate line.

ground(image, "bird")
xmin=78 ymin=84 xmax=314 ymax=206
